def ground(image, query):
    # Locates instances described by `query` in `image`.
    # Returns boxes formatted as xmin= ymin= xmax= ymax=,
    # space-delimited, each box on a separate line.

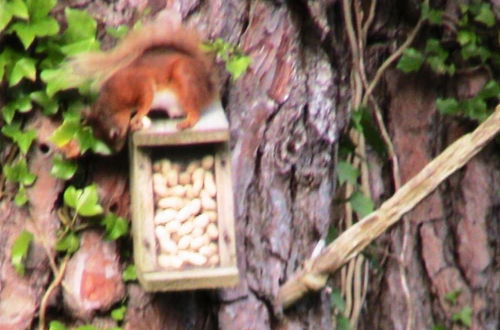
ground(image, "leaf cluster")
xmin=335 ymin=106 xmax=381 ymax=220
xmin=55 ymin=184 xmax=130 ymax=255
xmin=1 ymin=3 xmax=100 ymax=121
xmin=437 ymin=80 xmax=500 ymax=121
xmin=397 ymin=0 xmax=499 ymax=122
xmin=203 ymin=38 xmax=252 ymax=80
xmin=2 ymin=158 xmax=36 ymax=205
xmin=1 ymin=1 xmax=112 ymax=207
xmin=398 ymin=1 xmax=498 ymax=75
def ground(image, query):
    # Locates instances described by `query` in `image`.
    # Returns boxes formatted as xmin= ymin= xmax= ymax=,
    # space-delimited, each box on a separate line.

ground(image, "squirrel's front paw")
xmin=176 ymin=120 xmax=193 ymax=130
xmin=130 ymin=116 xmax=143 ymax=131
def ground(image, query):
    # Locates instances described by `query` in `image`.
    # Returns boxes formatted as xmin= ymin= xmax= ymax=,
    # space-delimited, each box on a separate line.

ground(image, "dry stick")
xmin=369 ymin=95 xmax=414 ymax=330
xmin=342 ymin=0 xmax=373 ymax=326
xmin=39 ymin=256 xmax=69 ymax=330
xmin=354 ymin=1 xmax=421 ymax=322
xmin=278 ymin=104 xmax=500 ymax=309
xmin=361 ymin=16 xmax=424 ymax=106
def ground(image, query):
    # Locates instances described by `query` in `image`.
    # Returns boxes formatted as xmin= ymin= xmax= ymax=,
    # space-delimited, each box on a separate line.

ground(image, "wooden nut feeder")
xmin=129 ymin=102 xmax=239 ymax=291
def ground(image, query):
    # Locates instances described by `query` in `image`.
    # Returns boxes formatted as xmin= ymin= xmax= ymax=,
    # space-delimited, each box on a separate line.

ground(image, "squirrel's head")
xmin=82 ymin=106 xmax=128 ymax=153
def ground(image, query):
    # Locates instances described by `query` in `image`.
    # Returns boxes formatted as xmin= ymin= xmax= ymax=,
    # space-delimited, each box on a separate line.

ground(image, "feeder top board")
xmin=132 ymin=101 xmax=229 ymax=146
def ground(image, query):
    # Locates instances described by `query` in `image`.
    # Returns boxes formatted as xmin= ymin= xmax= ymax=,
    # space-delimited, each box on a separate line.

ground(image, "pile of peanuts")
xmin=152 ymin=154 xmax=220 ymax=269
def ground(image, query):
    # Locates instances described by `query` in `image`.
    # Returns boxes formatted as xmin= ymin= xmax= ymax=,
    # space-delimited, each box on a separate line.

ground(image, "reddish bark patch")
xmin=63 ymin=231 xmax=125 ymax=319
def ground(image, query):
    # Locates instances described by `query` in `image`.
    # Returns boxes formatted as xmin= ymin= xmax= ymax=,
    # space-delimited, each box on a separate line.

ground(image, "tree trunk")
xmin=0 ymin=0 xmax=498 ymax=329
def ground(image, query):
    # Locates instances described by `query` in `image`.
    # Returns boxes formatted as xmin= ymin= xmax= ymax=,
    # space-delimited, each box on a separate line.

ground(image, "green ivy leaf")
xmin=425 ymin=39 xmax=448 ymax=59
xmin=26 ymin=0 xmax=57 ymax=20
xmin=90 ymin=137 xmax=113 ymax=155
xmin=336 ymin=161 xmax=360 ymax=186
xmin=436 ymin=98 xmax=459 ymax=115
xmin=51 ymin=154 xmax=77 ymax=180
xmin=50 ymin=116 xmax=112 ymax=156
xmin=63 ymin=184 xmax=103 ymax=217
xmin=33 ymin=16 xmax=59 ymax=34
xmin=330 ymin=288 xmax=346 ymax=312
xmin=0 ymin=9 xmax=12 ymax=32
xmin=352 ymin=106 xmax=386 ymax=156
xmin=30 ymin=91 xmax=58 ymax=115
xmin=6 ymin=0 xmax=29 ymax=19
xmin=111 ymin=305 xmax=127 ymax=321
xmin=203 ymin=38 xmax=231 ymax=59
xmin=49 ymin=320 xmax=68 ymax=330
xmin=49 ymin=117 xmax=80 ymax=147
xmin=351 ymin=106 xmax=365 ymax=133
xmin=325 ymin=226 xmax=339 ymax=244
xmin=9 ymin=17 xmax=59 ymax=49
xmin=9 ymin=21 xmax=36 ymax=49
xmin=452 ymin=306 xmax=472 ymax=327
xmin=226 ymin=55 xmax=251 ymax=80
xmin=65 ymin=101 xmax=85 ymax=120
xmin=460 ymin=42 xmax=491 ymax=61
xmin=474 ymin=3 xmax=495 ymax=27
xmin=12 ymin=93 xmax=32 ymax=113
xmin=60 ymin=39 xmax=100 ymax=56
xmin=36 ymin=39 xmax=65 ymax=69
xmin=9 ymin=57 xmax=37 ymax=86
xmin=1 ymin=122 xmax=37 ymax=154
xmin=40 ymin=67 xmax=77 ymax=97
xmin=3 ymin=158 xmax=37 ymax=185
xmin=76 ymin=126 xmax=112 ymax=155
xmin=459 ymin=4 xmax=469 ymax=15
xmin=427 ymin=55 xmax=448 ymax=74
xmin=0 ymin=11 xmax=12 ymax=32
xmin=431 ymin=325 xmax=446 ymax=330
xmin=10 ymin=0 xmax=29 ymax=19
xmin=463 ymin=97 xmax=488 ymax=121
xmin=15 ymin=185 xmax=29 ymax=206
xmin=0 ymin=51 xmax=7 ymax=81
xmin=101 ymin=213 xmax=129 ymax=240
xmin=0 ymin=47 xmax=22 ymax=82
xmin=445 ymin=63 xmax=456 ymax=76
xmin=11 ymin=230 xmax=33 ymax=276
xmin=476 ymin=46 xmax=491 ymax=62
xmin=478 ymin=80 xmax=500 ymax=100
xmin=55 ymin=232 xmax=80 ymax=254
xmin=336 ymin=314 xmax=351 ymax=330
xmin=445 ymin=289 xmax=461 ymax=305
xmin=457 ymin=30 xmax=476 ymax=46
xmin=63 ymin=8 xmax=98 ymax=43
xmin=0 ymin=0 xmax=29 ymax=32
xmin=123 ymin=264 xmax=137 ymax=281
xmin=397 ymin=48 xmax=425 ymax=73
xmin=421 ymin=3 xmax=443 ymax=24
xmin=349 ymin=190 xmax=374 ymax=219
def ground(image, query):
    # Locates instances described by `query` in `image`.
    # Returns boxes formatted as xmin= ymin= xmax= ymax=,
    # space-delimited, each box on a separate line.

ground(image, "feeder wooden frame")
xmin=129 ymin=103 xmax=239 ymax=291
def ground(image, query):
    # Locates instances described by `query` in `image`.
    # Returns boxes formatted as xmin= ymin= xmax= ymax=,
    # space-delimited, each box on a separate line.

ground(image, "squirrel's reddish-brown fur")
xmin=70 ymin=15 xmax=217 ymax=152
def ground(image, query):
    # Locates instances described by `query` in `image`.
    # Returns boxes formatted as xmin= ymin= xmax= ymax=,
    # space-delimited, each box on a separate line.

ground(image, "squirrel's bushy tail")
xmin=68 ymin=13 xmax=206 ymax=86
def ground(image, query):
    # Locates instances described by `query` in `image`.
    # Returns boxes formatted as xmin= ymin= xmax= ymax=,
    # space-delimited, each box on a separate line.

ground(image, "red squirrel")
xmin=69 ymin=14 xmax=218 ymax=152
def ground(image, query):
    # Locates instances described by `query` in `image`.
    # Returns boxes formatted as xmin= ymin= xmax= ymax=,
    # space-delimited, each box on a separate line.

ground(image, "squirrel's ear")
xmin=109 ymin=127 xmax=119 ymax=140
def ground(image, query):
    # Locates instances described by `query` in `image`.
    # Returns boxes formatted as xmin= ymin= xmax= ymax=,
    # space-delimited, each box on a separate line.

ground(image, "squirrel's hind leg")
xmin=169 ymin=58 xmax=211 ymax=130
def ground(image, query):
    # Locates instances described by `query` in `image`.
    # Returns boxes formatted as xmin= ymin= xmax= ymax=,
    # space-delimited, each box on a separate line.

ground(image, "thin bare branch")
xmin=361 ymin=17 xmax=425 ymax=106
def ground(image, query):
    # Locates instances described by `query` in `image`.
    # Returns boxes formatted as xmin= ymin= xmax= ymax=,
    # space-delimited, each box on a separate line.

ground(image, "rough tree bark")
xmin=0 ymin=0 xmax=498 ymax=329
